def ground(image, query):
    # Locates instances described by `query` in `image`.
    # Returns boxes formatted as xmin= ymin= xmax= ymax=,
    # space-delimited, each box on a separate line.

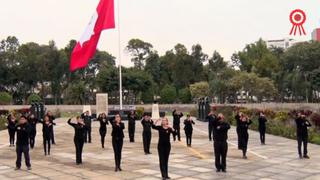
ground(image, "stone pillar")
xmin=96 ymin=93 xmax=108 ymax=115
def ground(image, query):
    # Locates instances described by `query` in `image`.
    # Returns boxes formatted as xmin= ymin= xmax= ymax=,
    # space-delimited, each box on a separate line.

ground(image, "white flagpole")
xmin=117 ymin=0 xmax=123 ymax=110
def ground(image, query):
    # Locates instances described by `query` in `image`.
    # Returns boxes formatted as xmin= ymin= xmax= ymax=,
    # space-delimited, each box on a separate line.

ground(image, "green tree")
xmin=126 ymin=39 xmax=153 ymax=70
xmin=160 ymin=84 xmax=177 ymax=103
xmin=0 ymin=92 xmax=12 ymax=105
xmin=27 ymin=94 xmax=42 ymax=104
xmin=190 ymin=82 xmax=209 ymax=99
xmin=178 ymin=88 xmax=191 ymax=103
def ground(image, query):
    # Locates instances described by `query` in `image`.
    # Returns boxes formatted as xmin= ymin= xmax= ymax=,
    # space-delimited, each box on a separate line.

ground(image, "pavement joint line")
xmin=193 ymin=125 xmax=268 ymax=160
xmin=177 ymin=141 xmax=207 ymax=159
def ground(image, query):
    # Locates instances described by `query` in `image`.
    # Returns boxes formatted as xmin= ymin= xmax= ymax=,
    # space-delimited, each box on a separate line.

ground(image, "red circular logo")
xmin=289 ymin=9 xmax=306 ymax=35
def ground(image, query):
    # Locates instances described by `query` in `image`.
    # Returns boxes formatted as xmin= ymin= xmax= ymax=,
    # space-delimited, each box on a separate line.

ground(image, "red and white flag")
xmin=70 ymin=0 xmax=115 ymax=71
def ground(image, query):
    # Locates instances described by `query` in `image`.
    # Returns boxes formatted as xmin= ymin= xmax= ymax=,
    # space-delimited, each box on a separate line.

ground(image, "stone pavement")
xmin=0 ymin=117 xmax=319 ymax=180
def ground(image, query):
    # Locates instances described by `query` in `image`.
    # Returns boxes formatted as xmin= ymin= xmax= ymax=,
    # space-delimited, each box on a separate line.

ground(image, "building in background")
xmin=312 ymin=28 xmax=320 ymax=41
xmin=266 ymin=38 xmax=296 ymax=49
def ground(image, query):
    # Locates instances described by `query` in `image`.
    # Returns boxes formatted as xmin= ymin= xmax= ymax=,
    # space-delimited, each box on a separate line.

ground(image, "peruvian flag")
xmin=70 ymin=0 xmax=115 ymax=71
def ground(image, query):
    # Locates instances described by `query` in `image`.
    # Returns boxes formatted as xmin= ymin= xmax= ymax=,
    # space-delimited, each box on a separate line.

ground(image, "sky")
xmin=0 ymin=0 xmax=320 ymax=67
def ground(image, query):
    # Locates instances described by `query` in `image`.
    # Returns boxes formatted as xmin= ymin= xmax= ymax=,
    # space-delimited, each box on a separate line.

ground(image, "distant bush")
xmin=27 ymin=94 xmax=42 ymax=104
xmin=0 ymin=115 xmax=7 ymax=130
xmin=160 ymin=84 xmax=177 ymax=104
xmin=275 ymin=111 xmax=289 ymax=122
xmin=135 ymin=107 xmax=144 ymax=119
xmin=178 ymin=88 xmax=191 ymax=103
xmin=310 ymin=113 xmax=320 ymax=130
xmin=0 ymin=92 xmax=12 ymax=105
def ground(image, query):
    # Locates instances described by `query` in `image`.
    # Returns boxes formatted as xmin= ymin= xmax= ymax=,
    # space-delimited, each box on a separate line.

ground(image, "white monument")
xmin=83 ymin=105 xmax=92 ymax=115
xmin=151 ymin=102 xmax=160 ymax=120
xmin=96 ymin=93 xmax=108 ymax=115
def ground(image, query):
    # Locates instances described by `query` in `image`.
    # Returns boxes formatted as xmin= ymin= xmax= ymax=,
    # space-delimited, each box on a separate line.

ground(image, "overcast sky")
xmin=1 ymin=0 xmax=320 ymax=66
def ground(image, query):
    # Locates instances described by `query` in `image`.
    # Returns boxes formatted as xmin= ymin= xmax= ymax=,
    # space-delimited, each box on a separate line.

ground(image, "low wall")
xmin=1 ymin=103 xmax=320 ymax=113
xmin=0 ymin=104 xmax=197 ymax=113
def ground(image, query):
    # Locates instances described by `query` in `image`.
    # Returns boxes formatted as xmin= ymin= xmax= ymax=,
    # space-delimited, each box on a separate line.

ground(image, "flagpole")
xmin=117 ymin=0 xmax=123 ymax=110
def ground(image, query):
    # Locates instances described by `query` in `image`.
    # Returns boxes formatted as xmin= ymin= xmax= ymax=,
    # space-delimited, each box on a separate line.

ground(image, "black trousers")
xmin=99 ymin=130 xmax=106 ymax=148
xmin=74 ymin=139 xmax=84 ymax=164
xmin=239 ymin=133 xmax=249 ymax=156
xmin=43 ymin=136 xmax=51 ymax=155
xmin=208 ymin=125 xmax=213 ymax=141
xmin=16 ymin=145 xmax=31 ymax=168
xmin=173 ymin=127 xmax=180 ymax=141
xmin=297 ymin=135 xmax=308 ymax=156
xmin=214 ymin=141 xmax=228 ymax=171
xmin=143 ymin=131 xmax=152 ymax=153
xmin=8 ymin=129 xmax=15 ymax=145
xmin=50 ymin=126 xmax=55 ymax=144
xmin=84 ymin=127 xmax=92 ymax=143
xmin=185 ymin=132 xmax=192 ymax=146
xmin=128 ymin=123 xmax=135 ymax=142
xmin=29 ymin=130 xmax=36 ymax=149
xmin=158 ymin=143 xmax=171 ymax=178
xmin=112 ymin=138 xmax=123 ymax=168
xmin=259 ymin=128 xmax=266 ymax=144
xmin=236 ymin=127 xmax=240 ymax=149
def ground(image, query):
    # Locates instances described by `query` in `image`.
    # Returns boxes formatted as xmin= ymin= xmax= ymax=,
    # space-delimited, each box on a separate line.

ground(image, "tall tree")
xmin=126 ymin=39 xmax=153 ymax=70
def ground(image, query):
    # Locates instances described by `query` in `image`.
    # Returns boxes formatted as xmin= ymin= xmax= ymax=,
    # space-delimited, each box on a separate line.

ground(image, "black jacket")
xmin=213 ymin=121 xmax=230 ymax=142
xmin=206 ymin=114 xmax=217 ymax=128
xmin=68 ymin=119 xmax=87 ymax=140
xmin=98 ymin=117 xmax=109 ymax=132
xmin=15 ymin=123 xmax=31 ymax=146
xmin=128 ymin=114 xmax=137 ymax=125
xmin=184 ymin=119 xmax=195 ymax=132
xmin=238 ymin=119 xmax=252 ymax=134
xmin=295 ymin=117 xmax=312 ymax=137
xmin=111 ymin=123 xmax=125 ymax=140
xmin=141 ymin=119 xmax=153 ymax=132
xmin=258 ymin=116 xmax=267 ymax=130
xmin=28 ymin=117 xmax=39 ymax=131
xmin=152 ymin=125 xmax=175 ymax=145
xmin=235 ymin=114 xmax=241 ymax=129
xmin=172 ymin=110 xmax=183 ymax=128
xmin=81 ymin=114 xmax=93 ymax=127
xmin=7 ymin=116 xmax=17 ymax=130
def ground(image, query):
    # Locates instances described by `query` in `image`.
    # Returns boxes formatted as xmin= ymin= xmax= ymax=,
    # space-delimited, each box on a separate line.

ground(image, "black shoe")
xmin=222 ymin=169 xmax=227 ymax=173
xmin=27 ymin=167 xmax=32 ymax=170
xmin=118 ymin=167 xmax=122 ymax=171
xmin=243 ymin=156 xmax=247 ymax=159
xmin=148 ymin=152 xmax=152 ymax=154
xmin=216 ymin=169 xmax=221 ymax=172
xmin=115 ymin=168 xmax=118 ymax=172
xmin=166 ymin=177 xmax=171 ymax=179
xmin=299 ymin=155 xmax=303 ymax=159
xmin=209 ymin=139 xmax=212 ymax=141
xmin=15 ymin=167 xmax=20 ymax=170
xmin=304 ymin=155 xmax=310 ymax=159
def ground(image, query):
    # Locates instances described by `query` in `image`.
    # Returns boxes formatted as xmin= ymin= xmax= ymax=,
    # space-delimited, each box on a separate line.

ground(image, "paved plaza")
xmin=0 ymin=117 xmax=319 ymax=180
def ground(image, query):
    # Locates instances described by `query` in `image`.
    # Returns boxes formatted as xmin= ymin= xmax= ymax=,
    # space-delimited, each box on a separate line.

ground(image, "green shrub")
xmin=160 ymin=84 xmax=177 ymax=104
xmin=178 ymin=88 xmax=191 ymax=103
xmin=27 ymin=94 xmax=42 ymax=104
xmin=275 ymin=111 xmax=289 ymax=122
xmin=135 ymin=107 xmax=144 ymax=119
xmin=0 ymin=92 xmax=12 ymax=105
xmin=0 ymin=115 xmax=7 ymax=130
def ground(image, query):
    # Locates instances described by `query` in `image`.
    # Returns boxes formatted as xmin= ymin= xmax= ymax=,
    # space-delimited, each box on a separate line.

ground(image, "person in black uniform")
xmin=206 ymin=111 xmax=217 ymax=141
xmin=295 ymin=112 xmax=312 ymax=159
xmin=213 ymin=113 xmax=230 ymax=173
xmin=46 ymin=111 xmax=56 ymax=144
xmin=184 ymin=114 xmax=195 ymax=147
xmin=141 ymin=113 xmax=153 ymax=154
xmin=152 ymin=117 xmax=175 ymax=180
xmin=98 ymin=113 xmax=109 ymax=149
xmin=15 ymin=115 xmax=32 ymax=170
xmin=68 ymin=116 xmax=87 ymax=165
xmin=238 ymin=114 xmax=252 ymax=159
xmin=258 ymin=112 xmax=267 ymax=145
xmin=6 ymin=113 xmax=17 ymax=147
xmin=172 ymin=109 xmax=183 ymax=141
xmin=81 ymin=111 xmax=93 ymax=143
xmin=128 ymin=111 xmax=137 ymax=142
xmin=27 ymin=114 xmax=38 ymax=149
xmin=235 ymin=111 xmax=242 ymax=149
xmin=111 ymin=114 xmax=125 ymax=172
xmin=39 ymin=115 xmax=55 ymax=156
